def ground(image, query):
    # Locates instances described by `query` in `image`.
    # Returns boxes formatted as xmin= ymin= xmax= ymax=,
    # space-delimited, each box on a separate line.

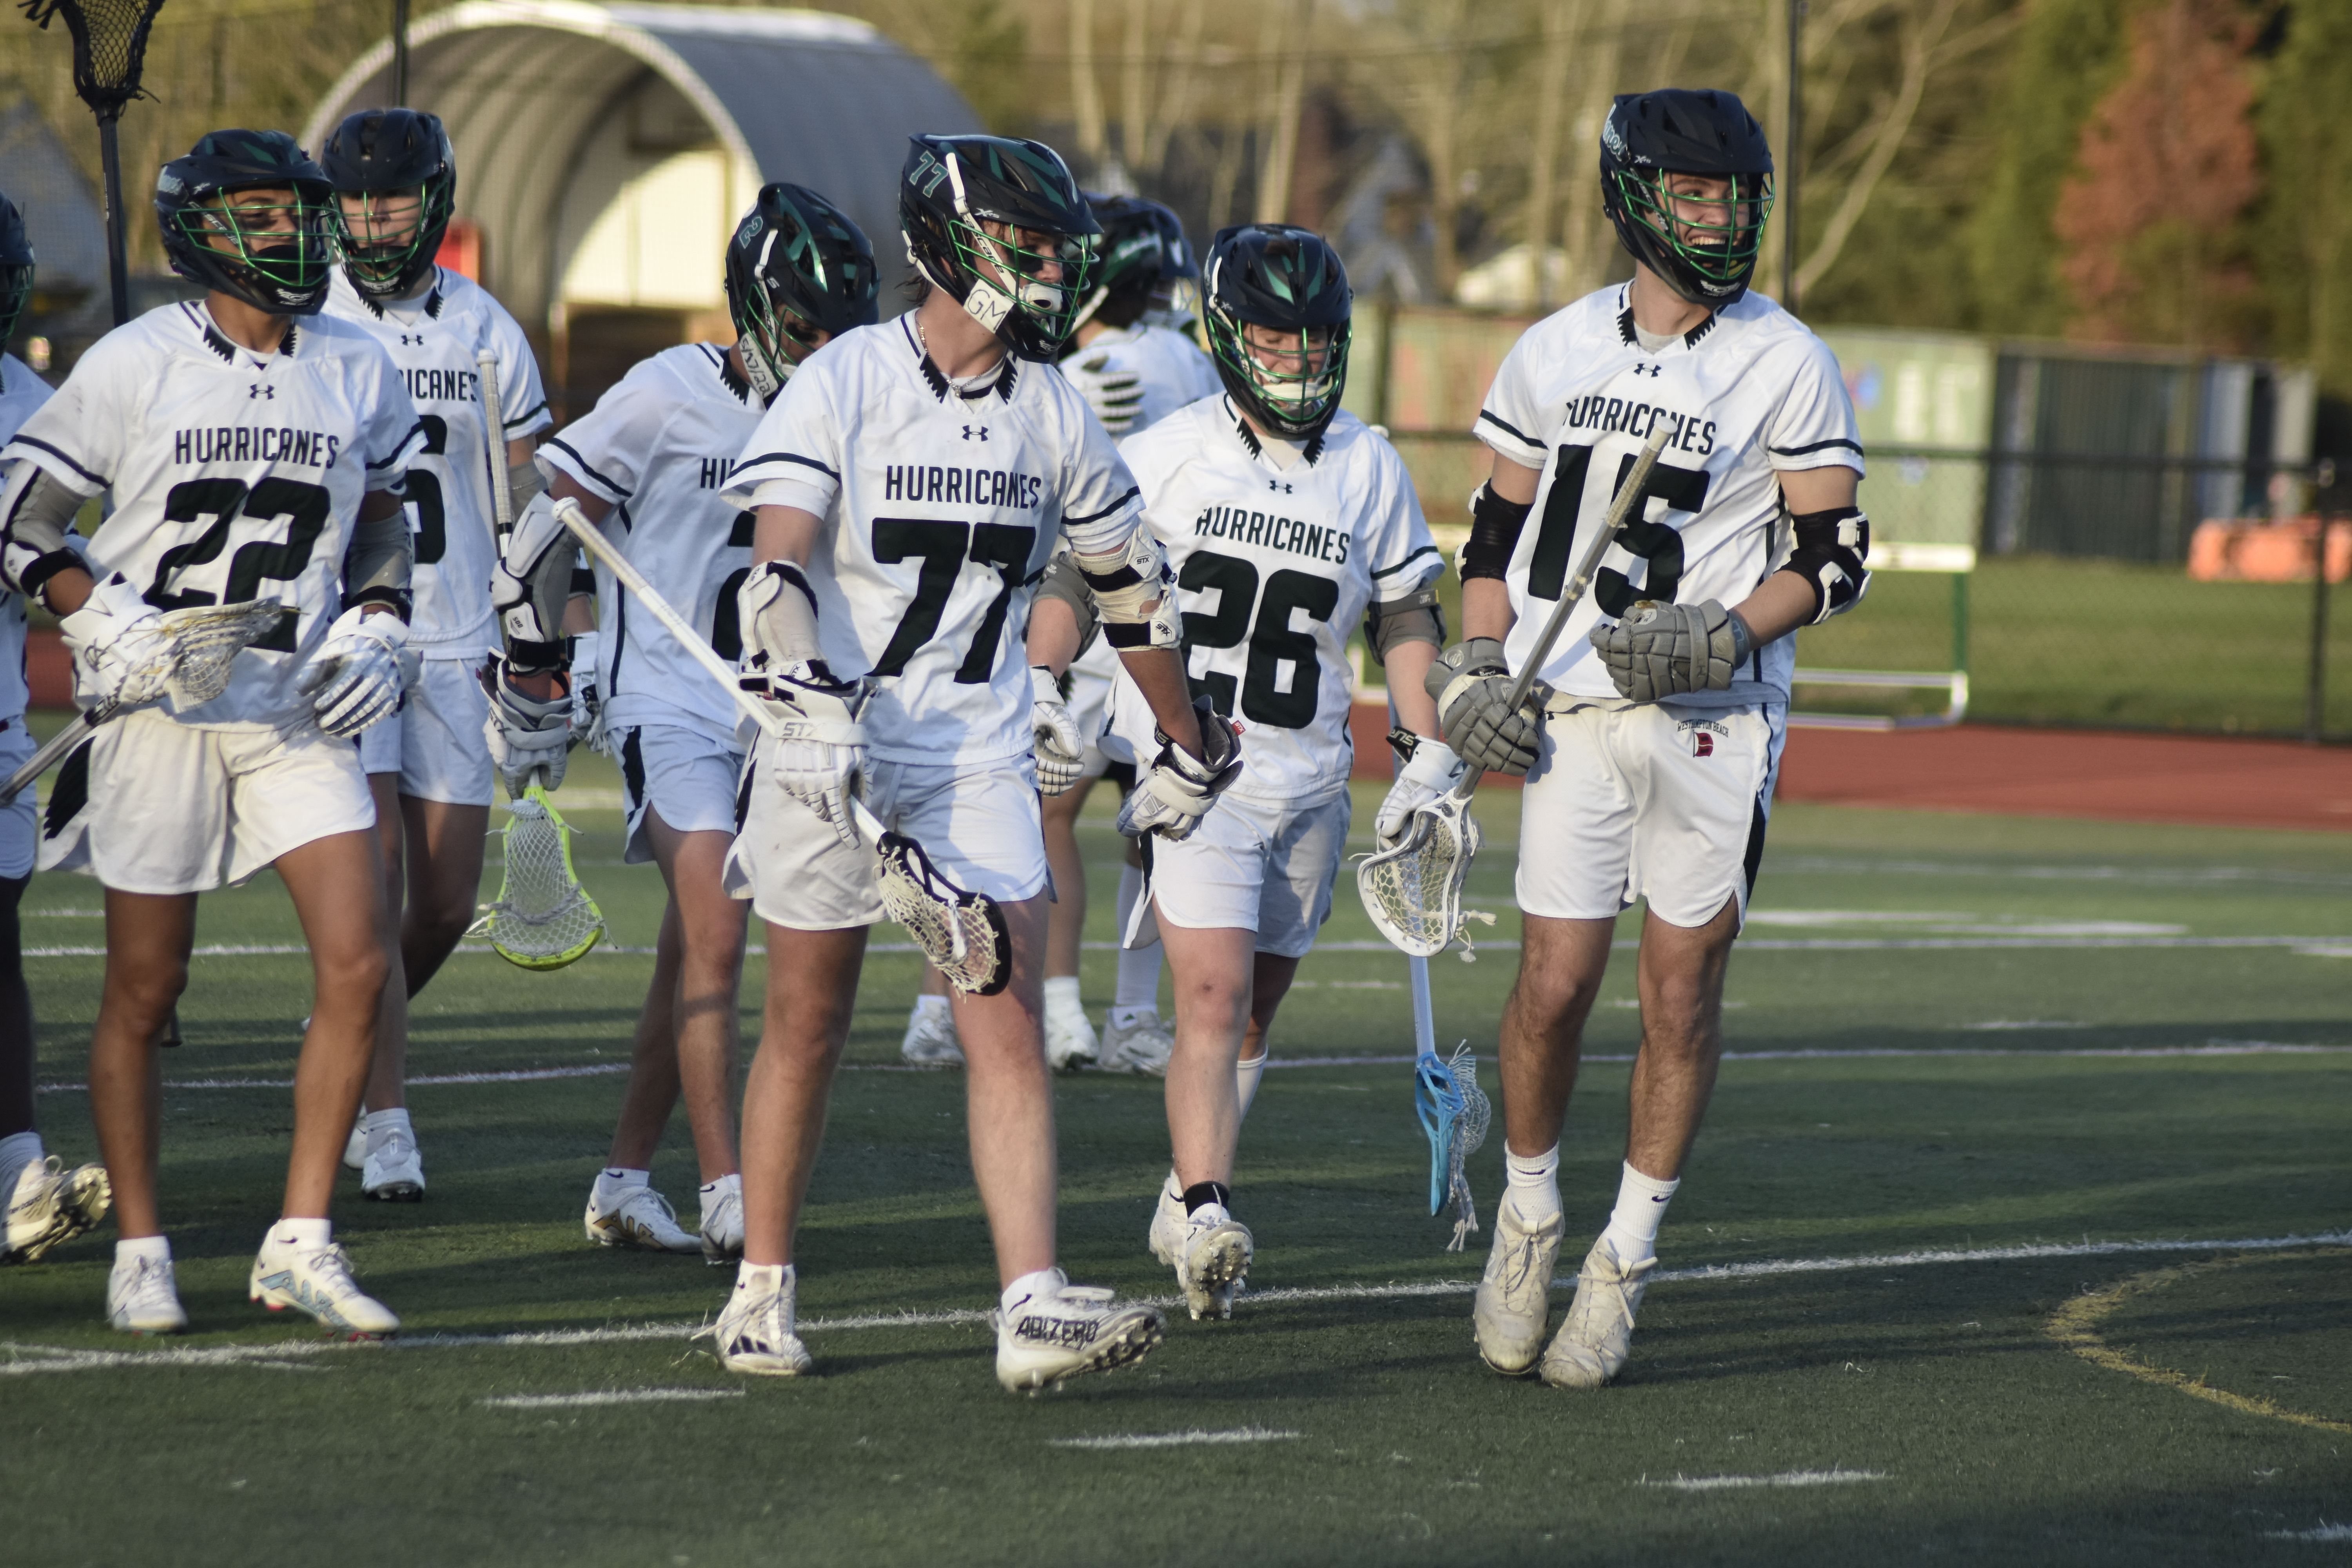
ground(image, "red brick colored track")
xmin=1775 ymin=724 xmax=2352 ymax=833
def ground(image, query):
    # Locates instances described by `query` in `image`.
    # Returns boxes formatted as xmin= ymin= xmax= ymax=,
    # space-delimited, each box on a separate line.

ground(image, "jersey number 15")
xmin=1528 ymin=443 xmax=1711 ymax=615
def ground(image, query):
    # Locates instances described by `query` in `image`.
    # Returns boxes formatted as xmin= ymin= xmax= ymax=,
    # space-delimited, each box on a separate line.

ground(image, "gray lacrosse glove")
xmin=1116 ymin=697 xmax=1242 ymax=841
xmin=298 ymin=604 xmax=410 ymax=738
xmin=1031 ymin=664 xmax=1085 ymax=797
xmin=56 ymin=572 xmax=174 ymax=710
xmin=1062 ymin=351 xmax=1146 ymax=436
xmin=1426 ymin=638 xmax=1543 ymax=778
xmin=1588 ymin=599 xmax=1753 ymax=704
xmin=481 ymin=656 xmax=573 ymax=793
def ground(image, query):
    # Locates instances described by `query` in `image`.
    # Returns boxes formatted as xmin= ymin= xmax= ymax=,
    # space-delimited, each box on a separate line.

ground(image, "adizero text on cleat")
xmin=1539 ymin=1236 xmax=1655 ymax=1389
xmin=249 ymin=1237 xmax=401 ymax=1338
xmin=360 ymin=1128 xmax=425 ymax=1201
xmin=1473 ymin=1203 xmax=1563 ymax=1376
xmin=107 ymin=1252 xmax=188 ymax=1334
xmin=995 ymin=1270 xmax=1165 ymax=1391
xmin=1175 ymin=1209 xmax=1252 ymax=1321
xmin=708 ymin=1264 xmax=811 ymax=1376
xmin=5 ymin=1156 xmax=112 ymax=1264
xmin=584 ymin=1184 xmax=702 ymax=1253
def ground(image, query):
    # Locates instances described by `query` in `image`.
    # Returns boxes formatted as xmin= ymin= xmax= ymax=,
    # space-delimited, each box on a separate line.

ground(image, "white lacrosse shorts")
xmin=356 ymin=653 xmax=495 ymax=807
xmin=1148 ymin=784 xmax=1351 ymax=959
xmin=39 ymin=708 xmax=377 ymax=894
xmin=613 ymin=722 xmax=746 ymax=866
xmin=0 ymin=720 xmax=36 ymax=879
xmin=724 ymin=751 xmax=1048 ymax=932
xmin=1516 ymin=700 xmax=1787 ymax=930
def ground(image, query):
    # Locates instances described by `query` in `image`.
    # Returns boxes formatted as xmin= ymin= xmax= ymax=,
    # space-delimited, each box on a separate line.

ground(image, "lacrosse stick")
xmin=1357 ymin=424 xmax=1672 ymax=958
xmin=466 ymin=782 xmax=605 ymax=969
xmin=547 ymin=498 xmax=1013 ymax=995
xmin=475 ymin=348 xmax=514 ymax=541
xmin=0 ymin=598 xmax=293 ymax=806
xmin=21 ymin=0 xmax=167 ymax=327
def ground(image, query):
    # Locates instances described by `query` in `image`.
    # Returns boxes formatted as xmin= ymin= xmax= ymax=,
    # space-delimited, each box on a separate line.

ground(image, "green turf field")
xmin=4 ymin=752 xmax=2348 ymax=1566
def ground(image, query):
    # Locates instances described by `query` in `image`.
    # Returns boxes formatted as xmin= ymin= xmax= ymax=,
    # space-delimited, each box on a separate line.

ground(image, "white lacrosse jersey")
xmin=1106 ymin=399 xmax=1442 ymax=803
xmin=321 ymin=267 xmax=551 ymax=658
xmin=540 ymin=343 xmax=762 ymax=747
xmin=1474 ymin=284 xmax=1863 ymax=708
xmin=723 ymin=315 xmax=1145 ymax=767
xmin=0 ymin=301 xmax=424 ymax=728
xmin=0 ymin=353 xmax=56 ymax=726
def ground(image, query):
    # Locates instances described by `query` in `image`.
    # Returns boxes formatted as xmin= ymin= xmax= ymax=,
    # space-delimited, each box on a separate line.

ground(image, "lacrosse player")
xmin=494 ymin=184 xmax=878 ymax=1261
xmin=0 ymin=189 xmax=112 ymax=1265
xmin=1033 ymin=224 xmax=1445 ymax=1318
xmin=712 ymin=133 xmax=1239 ymax=1387
xmin=0 ymin=131 xmax=426 ymax=1335
xmin=318 ymin=108 xmax=552 ymax=1201
xmin=900 ymin=191 xmax=1219 ymax=1073
xmin=1438 ymin=90 xmax=1866 ymax=1387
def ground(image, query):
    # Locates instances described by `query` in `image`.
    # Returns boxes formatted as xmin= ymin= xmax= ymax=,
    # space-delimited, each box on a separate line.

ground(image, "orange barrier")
xmin=2187 ymin=517 xmax=2350 ymax=584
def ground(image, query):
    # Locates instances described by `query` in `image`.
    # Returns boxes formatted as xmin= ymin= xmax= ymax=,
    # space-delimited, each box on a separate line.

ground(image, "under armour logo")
xmin=962 ymin=425 xmax=989 ymax=442
xmin=399 ymin=332 xmax=425 ymax=346
xmin=248 ymin=384 xmax=274 ymax=399
xmin=1631 ymin=363 xmax=1662 ymax=378
xmin=1266 ymin=479 xmax=1292 ymax=494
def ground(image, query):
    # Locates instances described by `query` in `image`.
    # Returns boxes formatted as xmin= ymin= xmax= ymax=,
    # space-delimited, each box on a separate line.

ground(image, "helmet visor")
xmin=1217 ymin=319 xmax=1349 ymax=426
xmin=1612 ymin=169 xmax=1773 ymax=285
xmin=952 ymin=218 xmax=1098 ymax=345
xmin=335 ymin=181 xmax=449 ymax=291
xmin=181 ymin=187 xmax=340 ymax=294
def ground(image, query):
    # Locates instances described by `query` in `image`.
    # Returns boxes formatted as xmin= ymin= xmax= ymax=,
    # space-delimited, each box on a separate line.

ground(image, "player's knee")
xmin=318 ymin=940 xmax=392 ymax=1009
xmin=111 ymin=962 xmax=189 ymax=1024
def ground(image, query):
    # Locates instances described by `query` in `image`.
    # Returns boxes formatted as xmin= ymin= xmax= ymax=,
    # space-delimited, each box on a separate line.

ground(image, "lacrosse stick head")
xmin=153 ymin=599 xmax=296 ymax=708
xmin=467 ymin=786 xmax=606 ymax=970
xmin=21 ymin=0 xmax=167 ymax=121
xmin=1357 ymin=789 xmax=1483 ymax=958
xmin=1414 ymin=1042 xmax=1490 ymax=1222
xmin=873 ymin=826 xmax=1012 ymax=995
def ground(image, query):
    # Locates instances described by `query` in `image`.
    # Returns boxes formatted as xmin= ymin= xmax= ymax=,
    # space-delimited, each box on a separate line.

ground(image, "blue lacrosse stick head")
xmin=1414 ymin=1050 xmax=1465 ymax=1217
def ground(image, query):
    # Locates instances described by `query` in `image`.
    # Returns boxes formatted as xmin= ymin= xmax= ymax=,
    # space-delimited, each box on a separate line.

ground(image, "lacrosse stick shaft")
xmin=1499 ymin=423 xmax=1671 ymax=717
xmin=99 ymin=117 xmax=129 ymax=328
xmin=1409 ymin=955 xmax=1435 ymax=1056
xmin=476 ymin=349 xmax=514 ymax=540
xmin=549 ymin=498 xmax=890 ymax=846
xmin=0 ymin=710 xmax=98 ymax=807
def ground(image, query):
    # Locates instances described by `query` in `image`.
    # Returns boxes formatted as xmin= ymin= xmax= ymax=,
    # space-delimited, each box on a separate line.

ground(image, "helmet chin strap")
xmin=740 ymin=335 xmax=785 ymax=402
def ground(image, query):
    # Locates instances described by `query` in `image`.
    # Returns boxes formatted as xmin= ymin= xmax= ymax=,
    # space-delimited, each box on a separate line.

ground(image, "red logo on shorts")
xmin=1693 ymin=732 xmax=1715 ymax=757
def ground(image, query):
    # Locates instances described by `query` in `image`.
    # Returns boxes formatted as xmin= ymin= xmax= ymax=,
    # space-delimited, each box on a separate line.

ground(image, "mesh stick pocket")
xmin=871 ymin=824 xmax=1012 ymax=997
xmin=468 ymin=786 xmax=606 ymax=970
xmin=1354 ymin=792 xmax=1495 ymax=960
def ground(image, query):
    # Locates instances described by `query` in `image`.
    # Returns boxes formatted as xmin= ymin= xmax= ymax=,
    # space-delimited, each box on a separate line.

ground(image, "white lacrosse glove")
xmin=1588 ymin=599 xmax=1752 ymax=704
xmin=1062 ymin=351 xmax=1146 ymax=436
xmin=481 ymin=656 xmax=573 ymax=794
xmin=1031 ymin=664 xmax=1085 ymax=797
xmin=56 ymin=572 xmax=175 ymax=710
xmin=1116 ymin=697 xmax=1243 ymax=842
xmin=745 ymin=659 xmax=867 ymax=848
xmin=1375 ymin=735 xmax=1468 ymax=848
xmin=297 ymin=605 xmax=409 ymax=738
xmin=568 ymin=628 xmax=610 ymax=756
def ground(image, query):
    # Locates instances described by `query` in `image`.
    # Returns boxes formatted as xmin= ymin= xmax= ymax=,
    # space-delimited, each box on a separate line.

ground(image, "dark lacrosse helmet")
xmin=724 ymin=183 xmax=879 ymax=400
xmin=1599 ymin=89 xmax=1775 ymax=307
xmin=154 ymin=129 xmax=339 ymax=316
xmin=319 ymin=108 xmax=457 ymax=300
xmin=900 ymin=133 xmax=1100 ymax=361
xmin=1071 ymin=192 xmax=1191 ymax=337
xmin=1201 ymin=223 xmax=1352 ymax=443
xmin=0 ymin=192 xmax=31 ymax=359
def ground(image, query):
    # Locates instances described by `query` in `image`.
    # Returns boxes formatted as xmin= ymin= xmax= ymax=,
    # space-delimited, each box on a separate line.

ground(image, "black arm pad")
xmin=1785 ymin=506 xmax=1871 ymax=623
xmin=1460 ymin=481 xmax=1532 ymax=583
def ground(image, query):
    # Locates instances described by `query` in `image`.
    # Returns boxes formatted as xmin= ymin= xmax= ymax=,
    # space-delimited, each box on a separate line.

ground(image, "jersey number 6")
xmin=1526 ymin=442 xmax=1711 ymax=615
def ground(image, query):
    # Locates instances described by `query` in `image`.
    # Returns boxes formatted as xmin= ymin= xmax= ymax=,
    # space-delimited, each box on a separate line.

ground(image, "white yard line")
xmin=1641 ymin=1469 xmax=1887 ymax=1492
xmin=478 ymin=1388 xmax=744 ymax=1409
xmin=1049 ymin=1428 xmax=1301 ymax=1451
xmin=2265 ymin=1523 xmax=2352 ymax=1543
xmin=5 ymin=1229 xmax=2344 ymax=1376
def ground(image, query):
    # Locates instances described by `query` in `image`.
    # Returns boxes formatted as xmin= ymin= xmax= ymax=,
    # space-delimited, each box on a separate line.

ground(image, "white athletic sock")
xmin=1599 ymin=1161 xmax=1680 ymax=1265
xmin=0 ymin=1129 xmax=41 ymax=1193
xmin=270 ymin=1216 xmax=332 ymax=1250
xmin=362 ymin=1107 xmax=412 ymax=1153
xmin=1112 ymin=865 xmax=1161 ymax=1015
xmin=699 ymin=1172 xmax=741 ymax=1221
xmin=1043 ymin=975 xmax=1083 ymax=1018
xmin=1235 ymin=1052 xmax=1267 ymax=1121
xmin=911 ymin=993 xmax=952 ymax=1024
xmin=593 ymin=1168 xmax=650 ymax=1210
xmin=1002 ymin=1267 xmax=1063 ymax=1314
xmin=116 ymin=1234 xmax=170 ymax=1266
xmin=1504 ymin=1143 xmax=1563 ymax=1226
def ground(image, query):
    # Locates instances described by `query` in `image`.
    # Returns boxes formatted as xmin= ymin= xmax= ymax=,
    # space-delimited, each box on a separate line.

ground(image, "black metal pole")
xmin=393 ymin=0 xmax=411 ymax=105
xmin=1783 ymin=0 xmax=1802 ymax=312
xmin=98 ymin=115 xmax=130 ymax=328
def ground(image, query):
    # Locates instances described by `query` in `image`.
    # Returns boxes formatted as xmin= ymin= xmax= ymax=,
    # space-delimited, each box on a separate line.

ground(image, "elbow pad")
xmin=1034 ymin=551 xmax=1103 ymax=660
xmin=0 ymin=462 xmax=89 ymax=604
xmin=737 ymin=559 xmax=826 ymax=675
xmin=505 ymin=457 xmax=546 ymax=536
xmin=1072 ymin=526 xmax=1180 ymax=652
xmin=1785 ymin=506 xmax=1871 ymax=623
xmin=492 ymin=490 xmax=583 ymax=672
xmin=343 ymin=505 xmax=415 ymax=618
xmin=1460 ymin=481 xmax=1532 ymax=583
xmin=1365 ymin=582 xmax=1445 ymax=665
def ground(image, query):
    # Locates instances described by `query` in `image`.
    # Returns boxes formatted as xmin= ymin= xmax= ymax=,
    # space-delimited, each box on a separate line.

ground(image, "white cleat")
xmin=900 ymin=1005 xmax=965 ymax=1067
xmin=700 ymin=1176 xmax=744 ymax=1265
xmin=1175 ymin=1206 xmax=1253 ymax=1322
xmin=1045 ymin=994 xmax=1100 ymax=1072
xmin=106 ymin=1252 xmax=188 ymax=1335
xmin=995 ymin=1270 xmax=1164 ymax=1391
xmin=250 ymin=1235 xmax=400 ymax=1338
xmin=1539 ymin=1236 xmax=1657 ymax=1389
xmin=360 ymin=1128 xmax=425 ymax=1202
xmin=1145 ymin=1171 xmax=1185 ymax=1265
xmin=709 ymin=1263 xmax=813 ymax=1376
xmin=584 ymin=1183 xmax=703 ymax=1254
xmin=1473 ymin=1202 xmax=1564 ymax=1376
xmin=1099 ymin=1013 xmax=1174 ymax=1076
xmin=341 ymin=1116 xmax=367 ymax=1172
xmin=5 ymin=1155 xmax=112 ymax=1264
